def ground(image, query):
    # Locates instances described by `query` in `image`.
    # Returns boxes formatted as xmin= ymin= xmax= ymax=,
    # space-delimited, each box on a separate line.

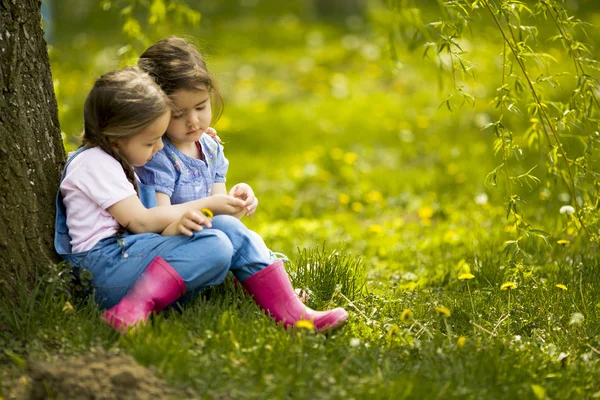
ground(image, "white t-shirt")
xmin=60 ymin=147 xmax=137 ymax=253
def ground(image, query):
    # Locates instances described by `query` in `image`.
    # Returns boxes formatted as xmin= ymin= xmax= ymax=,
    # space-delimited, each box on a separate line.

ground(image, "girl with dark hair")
xmin=136 ymin=37 xmax=349 ymax=332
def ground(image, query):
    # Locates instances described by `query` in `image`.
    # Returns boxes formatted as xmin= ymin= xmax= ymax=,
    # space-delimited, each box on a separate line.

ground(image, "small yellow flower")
xmin=435 ymin=306 xmax=451 ymax=317
xmin=201 ymin=208 xmax=214 ymax=218
xmin=400 ymin=308 xmax=414 ymax=322
xmin=458 ymin=273 xmax=475 ymax=280
xmin=557 ymin=239 xmax=570 ymax=246
xmin=343 ymin=152 xmax=358 ymax=165
xmin=555 ymin=284 xmax=568 ymax=291
xmin=338 ymin=193 xmax=350 ymax=205
xmin=62 ymin=301 xmax=73 ymax=313
xmin=444 ymin=230 xmax=458 ymax=243
xmin=418 ymin=206 xmax=434 ymax=220
xmin=295 ymin=319 xmax=315 ymax=330
xmin=368 ymin=224 xmax=383 ymax=235
xmin=366 ymin=191 xmax=384 ymax=204
xmin=387 ymin=324 xmax=400 ymax=339
xmin=500 ymin=282 xmax=517 ymax=291
xmin=457 ymin=336 xmax=467 ymax=347
xmin=351 ymin=202 xmax=364 ymax=213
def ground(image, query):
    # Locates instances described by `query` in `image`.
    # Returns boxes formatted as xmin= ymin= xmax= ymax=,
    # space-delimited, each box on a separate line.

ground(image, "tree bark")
xmin=0 ymin=0 xmax=65 ymax=294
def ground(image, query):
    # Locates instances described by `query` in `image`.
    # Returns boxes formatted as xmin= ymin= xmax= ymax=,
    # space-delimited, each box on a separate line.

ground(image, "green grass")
xmin=2 ymin=249 xmax=600 ymax=398
xmin=3 ymin=1 xmax=600 ymax=399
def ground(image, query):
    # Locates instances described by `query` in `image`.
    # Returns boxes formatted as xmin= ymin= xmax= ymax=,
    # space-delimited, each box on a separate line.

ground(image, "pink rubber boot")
xmin=242 ymin=260 xmax=348 ymax=332
xmin=103 ymin=256 xmax=186 ymax=333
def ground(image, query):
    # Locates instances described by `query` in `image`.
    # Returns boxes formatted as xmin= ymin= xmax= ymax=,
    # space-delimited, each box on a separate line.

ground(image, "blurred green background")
xmin=45 ymin=0 xmax=600 ymax=283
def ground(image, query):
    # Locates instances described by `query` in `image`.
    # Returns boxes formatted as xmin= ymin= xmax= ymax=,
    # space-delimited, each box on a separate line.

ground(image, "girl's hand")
xmin=203 ymin=194 xmax=246 ymax=216
xmin=229 ymin=183 xmax=258 ymax=217
xmin=164 ymin=211 xmax=212 ymax=237
xmin=204 ymin=127 xmax=222 ymax=144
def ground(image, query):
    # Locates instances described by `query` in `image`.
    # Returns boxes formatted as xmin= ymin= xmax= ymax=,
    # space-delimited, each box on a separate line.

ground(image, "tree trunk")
xmin=0 ymin=0 xmax=65 ymax=294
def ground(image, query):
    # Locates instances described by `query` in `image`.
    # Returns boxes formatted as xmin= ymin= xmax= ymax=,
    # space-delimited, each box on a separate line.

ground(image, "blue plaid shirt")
xmin=135 ymin=135 xmax=229 ymax=204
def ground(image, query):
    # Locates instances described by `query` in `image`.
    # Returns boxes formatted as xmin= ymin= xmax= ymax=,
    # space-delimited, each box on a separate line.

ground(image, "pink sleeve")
xmin=69 ymin=149 xmax=137 ymax=209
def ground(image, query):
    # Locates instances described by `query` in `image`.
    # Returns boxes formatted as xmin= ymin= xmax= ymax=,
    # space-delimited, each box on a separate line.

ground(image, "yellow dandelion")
xmin=418 ymin=206 xmax=434 ymax=219
xmin=338 ymin=193 xmax=350 ymax=205
xmin=444 ymin=230 xmax=458 ymax=243
xmin=458 ymin=273 xmax=475 ymax=280
xmin=201 ymin=208 xmax=214 ymax=218
xmin=387 ymin=324 xmax=400 ymax=339
xmin=290 ymin=165 xmax=303 ymax=179
xmin=457 ymin=336 xmax=467 ymax=348
xmin=500 ymin=282 xmax=517 ymax=291
xmin=368 ymin=224 xmax=383 ymax=235
xmin=343 ymin=152 xmax=358 ymax=165
xmin=400 ymin=308 xmax=414 ymax=322
xmin=295 ymin=319 xmax=314 ymax=330
xmin=366 ymin=191 xmax=384 ymax=204
xmin=557 ymin=239 xmax=570 ymax=246
xmin=555 ymin=284 xmax=567 ymax=291
xmin=351 ymin=202 xmax=364 ymax=213
xmin=435 ymin=306 xmax=451 ymax=317
xmin=62 ymin=301 xmax=73 ymax=313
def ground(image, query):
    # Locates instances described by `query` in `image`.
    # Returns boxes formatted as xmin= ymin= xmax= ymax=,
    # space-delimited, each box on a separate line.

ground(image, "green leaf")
xmin=530 ymin=384 xmax=546 ymax=400
xmin=4 ymin=350 xmax=26 ymax=371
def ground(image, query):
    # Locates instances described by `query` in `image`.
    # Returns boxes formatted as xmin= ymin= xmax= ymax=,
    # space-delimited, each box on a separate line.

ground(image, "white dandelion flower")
xmin=569 ymin=313 xmax=584 ymax=325
xmin=559 ymin=205 xmax=575 ymax=215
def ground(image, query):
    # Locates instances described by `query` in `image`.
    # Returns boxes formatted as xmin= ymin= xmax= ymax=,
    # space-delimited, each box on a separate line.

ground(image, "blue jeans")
xmin=69 ymin=215 xmax=271 ymax=309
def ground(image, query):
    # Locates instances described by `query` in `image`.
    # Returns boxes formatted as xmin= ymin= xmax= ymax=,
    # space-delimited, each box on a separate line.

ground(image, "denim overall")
xmin=54 ymin=147 xmax=271 ymax=309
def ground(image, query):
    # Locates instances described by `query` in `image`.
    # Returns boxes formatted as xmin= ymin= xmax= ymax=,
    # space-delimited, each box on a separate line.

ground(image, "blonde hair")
xmin=82 ymin=66 xmax=170 ymax=192
xmin=138 ymin=36 xmax=223 ymax=123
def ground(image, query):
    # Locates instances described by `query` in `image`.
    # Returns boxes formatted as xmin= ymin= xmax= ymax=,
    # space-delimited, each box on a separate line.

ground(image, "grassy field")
xmin=2 ymin=1 xmax=600 ymax=398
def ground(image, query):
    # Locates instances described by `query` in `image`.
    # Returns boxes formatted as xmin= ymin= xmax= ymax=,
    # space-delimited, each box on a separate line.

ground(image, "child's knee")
xmin=207 ymin=230 xmax=234 ymax=266
xmin=211 ymin=215 xmax=246 ymax=235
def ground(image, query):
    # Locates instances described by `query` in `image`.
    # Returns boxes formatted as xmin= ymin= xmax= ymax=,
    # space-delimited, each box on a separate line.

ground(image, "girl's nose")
xmin=154 ymin=137 xmax=164 ymax=153
xmin=187 ymin=112 xmax=199 ymax=127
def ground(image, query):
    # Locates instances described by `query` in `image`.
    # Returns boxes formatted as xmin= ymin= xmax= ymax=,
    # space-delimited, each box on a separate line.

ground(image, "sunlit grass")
xmin=3 ymin=2 xmax=600 ymax=398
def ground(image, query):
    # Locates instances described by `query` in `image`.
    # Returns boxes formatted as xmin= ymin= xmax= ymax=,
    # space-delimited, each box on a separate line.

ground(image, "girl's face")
xmin=166 ymin=88 xmax=212 ymax=145
xmin=116 ymin=111 xmax=170 ymax=167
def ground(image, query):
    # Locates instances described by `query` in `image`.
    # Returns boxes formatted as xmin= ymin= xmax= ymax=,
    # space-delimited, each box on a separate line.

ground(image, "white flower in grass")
xmin=569 ymin=313 xmax=584 ymax=325
xmin=475 ymin=193 xmax=488 ymax=205
xmin=350 ymin=338 xmax=361 ymax=347
xmin=559 ymin=205 xmax=575 ymax=215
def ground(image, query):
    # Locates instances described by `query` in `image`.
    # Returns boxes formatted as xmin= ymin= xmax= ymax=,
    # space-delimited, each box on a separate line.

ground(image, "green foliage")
xmin=290 ymin=244 xmax=366 ymax=307
xmin=379 ymin=0 xmax=600 ymax=248
xmin=108 ymin=0 xmax=201 ymax=63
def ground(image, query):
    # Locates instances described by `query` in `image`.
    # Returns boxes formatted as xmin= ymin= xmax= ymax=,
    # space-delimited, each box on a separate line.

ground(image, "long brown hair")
xmin=82 ymin=66 xmax=170 ymax=192
xmin=138 ymin=36 xmax=224 ymax=124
